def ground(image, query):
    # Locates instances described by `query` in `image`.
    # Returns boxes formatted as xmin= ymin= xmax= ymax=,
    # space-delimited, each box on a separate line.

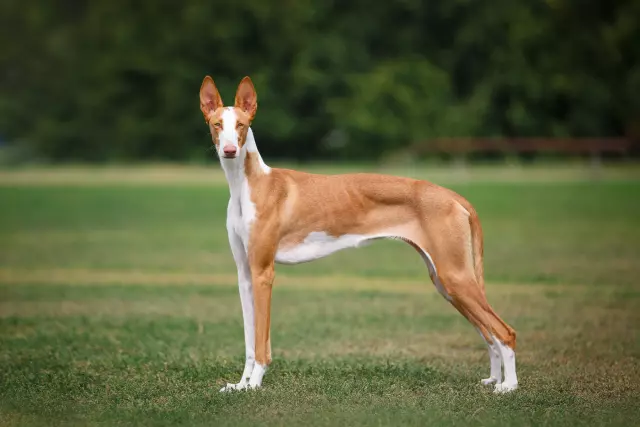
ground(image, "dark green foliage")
xmin=0 ymin=0 xmax=638 ymax=161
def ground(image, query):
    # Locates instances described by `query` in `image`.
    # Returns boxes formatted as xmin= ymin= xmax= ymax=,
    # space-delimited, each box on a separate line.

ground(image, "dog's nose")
xmin=223 ymin=145 xmax=237 ymax=157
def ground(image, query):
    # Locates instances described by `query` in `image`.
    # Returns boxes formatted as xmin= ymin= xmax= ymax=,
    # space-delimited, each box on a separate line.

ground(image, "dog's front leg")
xmin=220 ymin=230 xmax=255 ymax=392
xmin=247 ymin=260 xmax=274 ymax=389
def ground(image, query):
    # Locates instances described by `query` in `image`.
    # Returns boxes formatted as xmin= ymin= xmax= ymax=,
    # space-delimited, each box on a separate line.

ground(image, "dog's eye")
xmin=213 ymin=122 xmax=221 ymax=128
xmin=237 ymin=123 xmax=244 ymax=128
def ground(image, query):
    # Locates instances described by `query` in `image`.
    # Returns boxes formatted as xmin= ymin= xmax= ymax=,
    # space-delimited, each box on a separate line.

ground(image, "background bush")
xmin=0 ymin=0 xmax=638 ymax=161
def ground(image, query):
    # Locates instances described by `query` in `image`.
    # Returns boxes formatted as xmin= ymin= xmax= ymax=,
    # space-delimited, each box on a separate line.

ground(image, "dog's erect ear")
xmin=234 ymin=76 xmax=258 ymax=120
xmin=199 ymin=76 xmax=223 ymax=121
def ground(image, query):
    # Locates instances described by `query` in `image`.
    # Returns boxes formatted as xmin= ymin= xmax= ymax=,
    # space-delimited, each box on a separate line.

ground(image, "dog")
xmin=199 ymin=75 xmax=518 ymax=393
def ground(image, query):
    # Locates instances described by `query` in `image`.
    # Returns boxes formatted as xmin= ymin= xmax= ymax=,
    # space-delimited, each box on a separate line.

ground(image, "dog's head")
xmin=199 ymin=76 xmax=257 ymax=160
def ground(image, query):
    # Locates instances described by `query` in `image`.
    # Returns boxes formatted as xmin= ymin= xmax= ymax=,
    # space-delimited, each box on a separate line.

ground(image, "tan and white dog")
xmin=199 ymin=76 xmax=518 ymax=393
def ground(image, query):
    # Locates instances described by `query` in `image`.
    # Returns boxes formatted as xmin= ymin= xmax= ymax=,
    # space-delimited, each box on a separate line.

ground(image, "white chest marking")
xmin=226 ymin=177 xmax=257 ymax=248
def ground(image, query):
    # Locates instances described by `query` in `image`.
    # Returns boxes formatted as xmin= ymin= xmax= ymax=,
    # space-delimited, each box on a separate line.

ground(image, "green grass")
xmin=0 ymin=165 xmax=639 ymax=426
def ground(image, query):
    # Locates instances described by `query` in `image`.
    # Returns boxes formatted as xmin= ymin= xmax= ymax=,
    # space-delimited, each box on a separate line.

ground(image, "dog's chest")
xmin=227 ymin=181 xmax=257 ymax=246
xmin=228 ymin=208 xmax=251 ymax=241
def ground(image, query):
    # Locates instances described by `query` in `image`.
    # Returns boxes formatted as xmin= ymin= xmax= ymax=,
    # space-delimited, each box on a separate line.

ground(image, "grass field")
xmin=0 ymin=164 xmax=639 ymax=426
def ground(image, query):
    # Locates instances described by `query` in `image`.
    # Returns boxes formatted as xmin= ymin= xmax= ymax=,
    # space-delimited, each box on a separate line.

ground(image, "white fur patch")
xmin=492 ymin=335 xmax=518 ymax=393
xmin=248 ymin=363 xmax=267 ymax=388
xmin=475 ymin=327 xmax=502 ymax=385
xmin=275 ymin=232 xmax=369 ymax=264
xmin=219 ymin=107 xmax=239 ymax=152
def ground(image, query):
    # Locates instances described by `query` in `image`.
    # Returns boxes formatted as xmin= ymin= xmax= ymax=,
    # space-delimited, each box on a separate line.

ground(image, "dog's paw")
xmin=493 ymin=382 xmax=518 ymax=393
xmin=480 ymin=376 xmax=498 ymax=386
xmin=219 ymin=381 xmax=262 ymax=392
xmin=219 ymin=382 xmax=248 ymax=392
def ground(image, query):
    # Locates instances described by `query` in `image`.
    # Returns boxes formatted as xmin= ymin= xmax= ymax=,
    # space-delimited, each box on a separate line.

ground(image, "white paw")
xmin=480 ymin=377 xmax=498 ymax=386
xmin=219 ymin=382 xmax=248 ymax=392
xmin=493 ymin=382 xmax=518 ymax=393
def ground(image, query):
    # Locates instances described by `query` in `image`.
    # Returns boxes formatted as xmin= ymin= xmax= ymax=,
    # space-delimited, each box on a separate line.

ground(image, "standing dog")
xmin=200 ymin=76 xmax=518 ymax=393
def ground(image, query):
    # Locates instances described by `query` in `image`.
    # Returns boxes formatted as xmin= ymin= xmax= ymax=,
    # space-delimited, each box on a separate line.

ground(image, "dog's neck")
xmin=220 ymin=127 xmax=270 ymax=199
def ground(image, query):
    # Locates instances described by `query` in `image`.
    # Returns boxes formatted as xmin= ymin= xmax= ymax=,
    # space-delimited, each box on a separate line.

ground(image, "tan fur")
xmin=242 ymin=156 xmax=516 ymax=364
xmin=200 ymin=76 xmax=516 ymax=368
xmin=199 ymin=76 xmax=223 ymax=120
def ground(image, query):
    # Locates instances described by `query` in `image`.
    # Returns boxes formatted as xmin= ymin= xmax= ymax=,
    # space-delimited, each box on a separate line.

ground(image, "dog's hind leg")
xmin=424 ymin=202 xmax=518 ymax=393
xmin=439 ymin=268 xmax=518 ymax=392
xmin=404 ymin=237 xmax=504 ymax=388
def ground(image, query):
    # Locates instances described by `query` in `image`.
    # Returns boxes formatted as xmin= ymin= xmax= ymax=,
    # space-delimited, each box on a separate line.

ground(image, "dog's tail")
xmin=468 ymin=207 xmax=485 ymax=295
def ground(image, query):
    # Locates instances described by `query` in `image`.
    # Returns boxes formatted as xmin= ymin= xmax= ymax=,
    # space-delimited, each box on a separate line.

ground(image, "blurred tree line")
xmin=0 ymin=0 xmax=638 ymax=162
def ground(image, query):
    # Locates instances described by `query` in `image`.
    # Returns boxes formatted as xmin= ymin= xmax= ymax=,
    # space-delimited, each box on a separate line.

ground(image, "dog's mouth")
xmin=222 ymin=154 xmax=237 ymax=159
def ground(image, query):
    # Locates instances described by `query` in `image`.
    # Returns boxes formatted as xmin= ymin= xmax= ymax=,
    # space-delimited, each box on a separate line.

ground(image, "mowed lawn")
xmin=0 ymin=165 xmax=639 ymax=426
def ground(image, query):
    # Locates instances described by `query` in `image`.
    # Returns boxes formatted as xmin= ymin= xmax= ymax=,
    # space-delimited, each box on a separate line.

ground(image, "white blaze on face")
xmin=219 ymin=107 xmax=239 ymax=156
